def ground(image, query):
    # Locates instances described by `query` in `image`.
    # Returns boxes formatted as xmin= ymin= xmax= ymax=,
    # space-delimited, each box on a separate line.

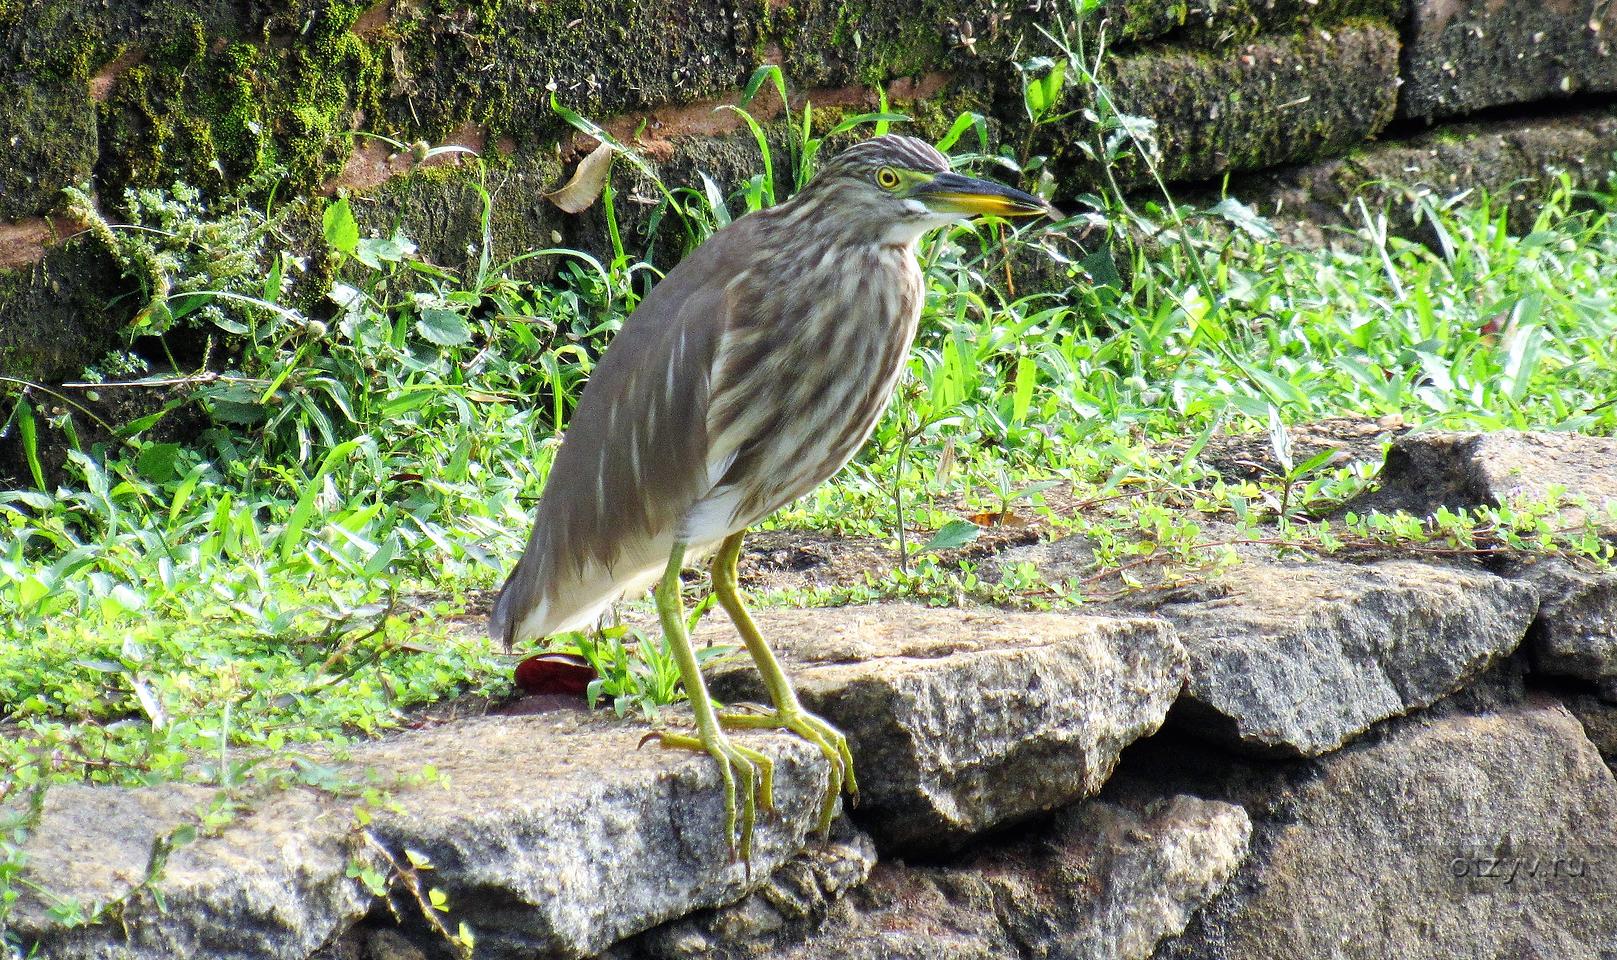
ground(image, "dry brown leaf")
xmin=543 ymin=141 xmax=615 ymax=214
xmin=967 ymin=510 xmax=1028 ymax=527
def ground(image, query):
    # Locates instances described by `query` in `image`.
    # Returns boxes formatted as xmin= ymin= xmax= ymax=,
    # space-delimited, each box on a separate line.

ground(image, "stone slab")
xmin=1518 ymin=556 xmax=1617 ymax=687
xmin=8 ymin=782 xmax=366 ymax=960
xmin=1156 ymin=556 xmax=1538 ymax=756
xmin=994 ymin=533 xmax=1538 ymax=757
xmin=704 ymin=604 xmax=1186 ymax=851
xmin=9 ymin=713 xmax=828 ymax=960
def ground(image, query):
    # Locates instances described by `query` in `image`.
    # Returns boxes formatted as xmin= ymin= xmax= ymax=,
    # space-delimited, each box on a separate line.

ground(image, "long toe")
xmin=720 ymin=709 xmax=855 ymax=834
xmin=800 ymin=712 xmax=858 ymax=806
xmin=658 ymin=729 xmax=767 ymax=862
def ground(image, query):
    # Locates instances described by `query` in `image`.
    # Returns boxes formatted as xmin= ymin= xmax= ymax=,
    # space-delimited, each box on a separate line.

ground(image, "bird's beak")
xmin=914 ymin=171 xmax=1052 ymax=219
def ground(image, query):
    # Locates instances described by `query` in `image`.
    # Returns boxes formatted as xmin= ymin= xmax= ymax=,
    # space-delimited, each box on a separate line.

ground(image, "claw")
xmin=657 ymin=729 xmax=772 ymax=860
xmin=720 ymin=708 xmax=856 ymax=836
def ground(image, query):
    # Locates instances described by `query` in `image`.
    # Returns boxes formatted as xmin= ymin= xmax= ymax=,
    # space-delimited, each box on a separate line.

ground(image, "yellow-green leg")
xmin=711 ymin=531 xmax=858 ymax=836
xmin=654 ymin=541 xmax=774 ymax=862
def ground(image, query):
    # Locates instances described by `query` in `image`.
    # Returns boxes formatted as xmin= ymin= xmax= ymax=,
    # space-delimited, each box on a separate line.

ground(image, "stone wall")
xmin=8 ymin=428 xmax=1617 ymax=958
xmin=2 ymin=0 xmax=1616 ymax=383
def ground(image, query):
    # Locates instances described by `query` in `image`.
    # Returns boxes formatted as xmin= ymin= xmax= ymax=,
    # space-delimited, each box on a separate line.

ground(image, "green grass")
xmin=5 ymin=163 xmax=1616 ymax=800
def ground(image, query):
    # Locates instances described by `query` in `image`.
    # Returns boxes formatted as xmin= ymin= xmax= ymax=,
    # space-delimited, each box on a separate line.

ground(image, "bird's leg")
xmin=653 ymin=541 xmax=773 ymax=864
xmin=711 ymin=531 xmax=858 ymax=836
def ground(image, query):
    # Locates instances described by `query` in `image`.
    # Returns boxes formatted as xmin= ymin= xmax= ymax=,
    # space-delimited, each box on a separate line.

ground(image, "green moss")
xmin=93 ymin=5 xmax=383 ymax=198
xmin=374 ymin=0 xmax=762 ymax=150
xmin=1105 ymin=0 xmax=1402 ymax=50
xmin=0 ymin=79 xmax=98 ymax=220
xmin=1065 ymin=19 xmax=1401 ymax=188
xmin=0 ymin=0 xmax=1413 ymax=223
xmin=763 ymin=0 xmax=962 ymax=89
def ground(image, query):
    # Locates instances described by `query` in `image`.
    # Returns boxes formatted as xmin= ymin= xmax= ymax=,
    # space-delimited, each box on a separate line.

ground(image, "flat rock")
xmin=704 ymin=605 xmax=1186 ymax=851
xmin=10 ymin=713 xmax=828 ymax=960
xmin=1156 ymin=697 xmax=1617 ymax=959
xmin=359 ymin=715 xmax=827 ymax=960
xmin=7 ymin=781 xmax=368 ymax=960
xmin=1157 ymin=557 xmax=1538 ymax=756
xmin=993 ymin=536 xmax=1538 ymax=756
xmin=747 ymin=792 xmax=1250 ymax=960
xmin=1401 ymin=0 xmax=1617 ymax=120
xmin=1362 ymin=430 xmax=1617 ymax=532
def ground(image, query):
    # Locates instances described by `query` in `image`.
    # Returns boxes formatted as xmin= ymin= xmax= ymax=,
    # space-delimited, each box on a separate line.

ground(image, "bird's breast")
xmin=706 ymin=243 xmax=924 ymax=526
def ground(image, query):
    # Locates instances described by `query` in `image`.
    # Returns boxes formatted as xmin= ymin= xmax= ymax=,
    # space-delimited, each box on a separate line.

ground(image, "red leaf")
xmin=514 ymin=653 xmax=597 ymax=697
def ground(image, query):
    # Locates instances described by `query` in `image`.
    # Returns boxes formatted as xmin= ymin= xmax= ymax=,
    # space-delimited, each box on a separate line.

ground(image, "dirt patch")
xmin=1184 ymin=414 xmax=1409 ymax=484
xmin=89 ymin=48 xmax=146 ymax=103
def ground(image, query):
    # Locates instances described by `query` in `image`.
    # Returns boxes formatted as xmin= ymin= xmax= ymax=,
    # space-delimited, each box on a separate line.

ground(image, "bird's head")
xmin=800 ymin=134 xmax=1053 ymax=244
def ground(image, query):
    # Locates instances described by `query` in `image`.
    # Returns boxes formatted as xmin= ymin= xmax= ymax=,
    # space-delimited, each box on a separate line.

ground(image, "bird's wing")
xmin=490 ymin=216 xmax=765 ymax=645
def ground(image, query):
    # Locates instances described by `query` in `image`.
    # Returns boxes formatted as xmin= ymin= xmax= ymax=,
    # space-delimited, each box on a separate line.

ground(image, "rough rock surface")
xmin=990 ymin=536 xmax=1538 ymax=757
xmin=1155 ymin=697 xmax=1617 ymax=959
xmin=359 ymin=716 xmax=828 ymax=960
xmin=610 ymin=825 xmax=879 ymax=959
xmin=704 ymin=604 xmax=1185 ymax=851
xmin=636 ymin=792 xmax=1249 ymax=960
xmin=1566 ymin=693 xmax=1617 ymax=767
xmin=1517 ymin=556 xmax=1617 ymax=688
xmin=7 ymin=781 xmax=369 ymax=960
xmin=9 ymin=713 xmax=829 ymax=960
xmin=1333 ymin=429 xmax=1617 ymax=689
xmin=1401 ymin=0 xmax=1617 ymax=120
xmin=1361 ymin=430 xmax=1617 ymax=532
xmin=1155 ymin=557 xmax=1538 ymax=756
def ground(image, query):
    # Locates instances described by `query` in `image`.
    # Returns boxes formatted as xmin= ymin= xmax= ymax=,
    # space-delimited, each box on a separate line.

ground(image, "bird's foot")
xmin=655 ymin=729 xmax=774 ymax=863
xmin=719 ymin=708 xmax=857 ymax=836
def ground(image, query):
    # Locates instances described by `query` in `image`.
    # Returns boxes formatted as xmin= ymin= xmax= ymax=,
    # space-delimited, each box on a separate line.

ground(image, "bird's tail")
xmin=488 ymin=548 xmax=666 ymax=651
xmin=487 ymin=560 xmax=531 ymax=651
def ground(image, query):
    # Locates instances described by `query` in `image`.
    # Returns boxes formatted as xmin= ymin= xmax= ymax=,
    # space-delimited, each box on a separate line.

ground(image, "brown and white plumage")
xmin=490 ymin=135 xmax=1040 ymax=647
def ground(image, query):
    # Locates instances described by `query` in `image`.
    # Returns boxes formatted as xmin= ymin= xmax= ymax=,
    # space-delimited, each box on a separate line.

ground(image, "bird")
xmin=490 ymin=133 xmax=1052 ymax=861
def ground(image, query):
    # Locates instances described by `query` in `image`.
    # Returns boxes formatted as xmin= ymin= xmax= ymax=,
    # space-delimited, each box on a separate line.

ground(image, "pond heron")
xmin=491 ymin=134 xmax=1052 ymax=860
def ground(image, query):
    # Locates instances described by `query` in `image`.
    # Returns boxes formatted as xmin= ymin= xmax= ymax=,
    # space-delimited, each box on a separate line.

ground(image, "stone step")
xmin=9 ymin=714 xmax=827 ymax=960
xmin=703 ymin=605 xmax=1186 ymax=851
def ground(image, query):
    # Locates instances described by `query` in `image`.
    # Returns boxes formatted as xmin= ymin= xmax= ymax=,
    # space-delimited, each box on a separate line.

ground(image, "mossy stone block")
xmin=1086 ymin=20 xmax=1400 ymax=186
xmin=0 ymin=238 xmax=129 ymax=381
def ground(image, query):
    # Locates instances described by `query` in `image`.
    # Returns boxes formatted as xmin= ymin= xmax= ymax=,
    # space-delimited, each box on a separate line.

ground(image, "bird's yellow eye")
xmin=876 ymin=166 xmax=901 ymax=190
